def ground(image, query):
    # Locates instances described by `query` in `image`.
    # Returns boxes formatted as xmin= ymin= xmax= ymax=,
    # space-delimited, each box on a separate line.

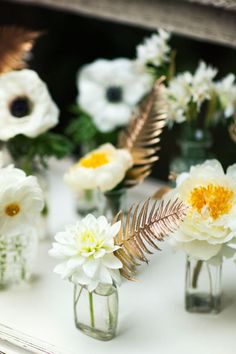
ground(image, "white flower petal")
xmin=102 ymin=254 xmax=123 ymax=269
xmin=83 ymin=258 xmax=100 ymax=277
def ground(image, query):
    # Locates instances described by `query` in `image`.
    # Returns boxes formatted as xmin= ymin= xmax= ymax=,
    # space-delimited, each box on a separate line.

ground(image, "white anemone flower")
xmin=49 ymin=214 xmax=123 ymax=291
xmin=170 ymin=160 xmax=236 ymax=261
xmin=136 ymin=29 xmax=171 ymax=69
xmin=77 ymin=58 xmax=153 ymax=132
xmin=64 ymin=143 xmax=133 ymax=192
xmin=0 ymin=69 xmax=59 ymax=141
xmin=0 ymin=164 xmax=44 ymax=236
xmin=215 ymin=73 xmax=236 ymax=118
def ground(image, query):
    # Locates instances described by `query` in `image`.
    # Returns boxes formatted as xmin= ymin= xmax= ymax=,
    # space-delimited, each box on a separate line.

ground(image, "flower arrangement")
xmin=50 ymin=197 xmax=187 ymax=340
xmin=165 ymin=61 xmax=236 ymax=127
xmin=66 ymin=29 xmax=171 ymax=149
xmin=0 ymin=158 xmax=44 ymax=286
xmin=0 ymin=26 xmax=72 ymax=174
xmin=64 ymin=78 xmax=167 ymax=218
xmin=170 ymin=159 xmax=236 ymax=313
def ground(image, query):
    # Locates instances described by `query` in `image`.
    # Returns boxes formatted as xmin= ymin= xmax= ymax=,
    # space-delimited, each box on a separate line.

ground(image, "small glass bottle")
xmin=170 ymin=126 xmax=213 ymax=176
xmin=74 ymin=283 xmax=118 ymax=341
xmin=102 ymin=189 xmax=127 ymax=221
xmin=0 ymin=229 xmax=37 ymax=288
xmin=185 ymin=257 xmax=222 ymax=313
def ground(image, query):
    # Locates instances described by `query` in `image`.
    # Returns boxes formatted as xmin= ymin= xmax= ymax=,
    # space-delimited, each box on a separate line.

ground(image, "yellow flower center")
xmin=77 ymin=230 xmax=104 ymax=253
xmin=79 ymin=152 xmax=110 ymax=168
xmin=190 ymin=184 xmax=233 ymax=220
xmin=5 ymin=203 xmax=20 ymax=217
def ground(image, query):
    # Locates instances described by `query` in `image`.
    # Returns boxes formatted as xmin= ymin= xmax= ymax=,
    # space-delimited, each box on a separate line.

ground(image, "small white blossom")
xmin=77 ymin=58 xmax=153 ymax=133
xmin=136 ymin=29 xmax=171 ymax=69
xmin=191 ymin=61 xmax=217 ymax=107
xmin=0 ymin=69 xmax=59 ymax=141
xmin=49 ymin=214 xmax=123 ymax=291
xmin=64 ymin=143 xmax=133 ymax=192
xmin=215 ymin=73 xmax=236 ymax=118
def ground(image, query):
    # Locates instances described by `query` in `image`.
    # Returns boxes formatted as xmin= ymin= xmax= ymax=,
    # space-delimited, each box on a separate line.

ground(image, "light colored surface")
xmin=8 ymin=0 xmax=236 ymax=48
xmin=0 ymin=159 xmax=235 ymax=354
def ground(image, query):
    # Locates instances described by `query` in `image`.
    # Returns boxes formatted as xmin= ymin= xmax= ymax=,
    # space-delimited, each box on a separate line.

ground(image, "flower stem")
xmin=89 ymin=292 xmax=95 ymax=328
xmin=192 ymin=260 xmax=203 ymax=288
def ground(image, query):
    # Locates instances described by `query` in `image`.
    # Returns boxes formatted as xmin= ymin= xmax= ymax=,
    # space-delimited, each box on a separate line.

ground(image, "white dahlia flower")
xmin=0 ymin=69 xmax=59 ymax=141
xmin=77 ymin=58 xmax=153 ymax=132
xmin=49 ymin=214 xmax=123 ymax=291
xmin=64 ymin=143 xmax=133 ymax=192
xmin=0 ymin=164 xmax=44 ymax=236
xmin=170 ymin=160 xmax=236 ymax=261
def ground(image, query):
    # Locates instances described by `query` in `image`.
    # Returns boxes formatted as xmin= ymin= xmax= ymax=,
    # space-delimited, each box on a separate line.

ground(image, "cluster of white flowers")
xmin=0 ymin=162 xmax=44 ymax=237
xmin=0 ymin=69 xmax=59 ymax=141
xmin=77 ymin=58 xmax=153 ymax=133
xmin=135 ymin=29 xmax=171 ymax=70
xmin=49 ymin=214 xmax=123 ymax=291
xmin=215 ymin=73 xmax=236 ymax=118
xmin=170 ymin=160 xmax=236 ymax=264
xmin=165 ymin=61 xmax=217 ymax=124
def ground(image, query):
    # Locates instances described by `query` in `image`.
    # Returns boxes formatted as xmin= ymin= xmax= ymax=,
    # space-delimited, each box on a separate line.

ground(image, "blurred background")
xmin=1 ymin=0 xmax=236 ymax=180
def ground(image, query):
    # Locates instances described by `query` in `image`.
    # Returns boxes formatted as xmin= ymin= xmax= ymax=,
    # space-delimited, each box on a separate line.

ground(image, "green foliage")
xmin=7 ymin=132 xmax=73 ymax=172
xmin=66 ymin=105 xmax=97 ymax=144
xmin=66 ymin=105 xmax=120 ymax=149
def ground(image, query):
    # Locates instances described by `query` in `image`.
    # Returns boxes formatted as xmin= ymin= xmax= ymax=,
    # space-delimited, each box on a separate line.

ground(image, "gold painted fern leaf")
xmin=0 ymin=26 xmax=41 ymax=74
xmin=114 ymin=198 xmax=187 ymax=280
xmin=118 ymin=77 xmax=167 ymax=187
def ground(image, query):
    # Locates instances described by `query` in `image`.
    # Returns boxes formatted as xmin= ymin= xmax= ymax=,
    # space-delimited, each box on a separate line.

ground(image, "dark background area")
xmin=1 ymin=0 xmax=236 ymax=180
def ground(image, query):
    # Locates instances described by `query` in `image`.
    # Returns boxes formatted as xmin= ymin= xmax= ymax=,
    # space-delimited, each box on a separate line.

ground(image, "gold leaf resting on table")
xmin=118 ymin=76 xmax=167 ymax=187
xmin=0 ymin=26 xmax=41 ymax=74
xmin=113 ymin=198 xmax=187 ymax=280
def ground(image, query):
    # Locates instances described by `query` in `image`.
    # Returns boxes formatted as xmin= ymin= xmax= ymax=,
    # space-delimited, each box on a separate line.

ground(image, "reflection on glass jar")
xmin=0 ymin=229 xmax=38 ymax=288
xmin=74 ymin=283 xmax=118 ymax=341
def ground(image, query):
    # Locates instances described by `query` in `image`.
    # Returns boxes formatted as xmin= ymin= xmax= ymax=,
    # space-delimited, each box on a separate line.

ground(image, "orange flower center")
xmin=190 ymin=184 xmax=233 ymax=220
xmin=79 ymin=152 xmax=110 ymax=168
xmin=5 ymin=203 xmax=20 ymax=217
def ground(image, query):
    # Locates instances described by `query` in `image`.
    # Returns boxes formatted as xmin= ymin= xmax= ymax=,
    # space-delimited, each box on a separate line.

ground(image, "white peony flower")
xmin=0 ymin=69 xmax=59 ymax=141
xmin=0 ymin=164 xmax=44 ymax=236
xmin=49 ymin=214 xmax=123 ymax=291
xmin=77 ymin=58 xmax=153 ymax=132
xmin=170 ymin=160 xmax=236 ymax=261
xmin=215 ymin=73 xmax=236 ymax=118
xmin=64 ymin=143 xmax=133 ymax=192
xmin=136 ymin=29 xmax=171 ymax=69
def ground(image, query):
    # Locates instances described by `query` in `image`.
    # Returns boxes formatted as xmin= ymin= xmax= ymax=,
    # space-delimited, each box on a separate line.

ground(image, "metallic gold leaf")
xmin=118 ymin=77 xmax=167 ymax=187
xmin=0 ymin=26 xmax=41 ymax=74
xmin=113 ymin=198 xmax=187 ymax=280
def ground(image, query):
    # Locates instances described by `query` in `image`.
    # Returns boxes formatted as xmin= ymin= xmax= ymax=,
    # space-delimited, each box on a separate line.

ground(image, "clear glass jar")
xmin=102 ymin=189 xmax=127 ymax=221
xmin=170 ymin=125 xmax=213 ymax=176
xmin=76 ymin=189 xmax=101 ymax=217
xmin=74 ymin=283 xmax=118 ymax=341
xmin=185 ymin=257 xmax=222 ymax=313
xmin=0 ymin=229 xmax=38 ymax=288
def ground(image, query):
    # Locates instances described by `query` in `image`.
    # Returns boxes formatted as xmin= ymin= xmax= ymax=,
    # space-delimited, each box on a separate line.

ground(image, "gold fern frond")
xmin=114 ymin=198 xmax=187 ymax=280
xmin=0 ymin=26 xmax=41 ymax=74
xmin=118 ymin=77 xmax=167 ymax=187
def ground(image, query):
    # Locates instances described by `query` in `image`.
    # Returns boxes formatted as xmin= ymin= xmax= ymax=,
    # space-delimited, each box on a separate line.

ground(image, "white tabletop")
xmin=0 ymin=159 xmax=235 ymax=354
